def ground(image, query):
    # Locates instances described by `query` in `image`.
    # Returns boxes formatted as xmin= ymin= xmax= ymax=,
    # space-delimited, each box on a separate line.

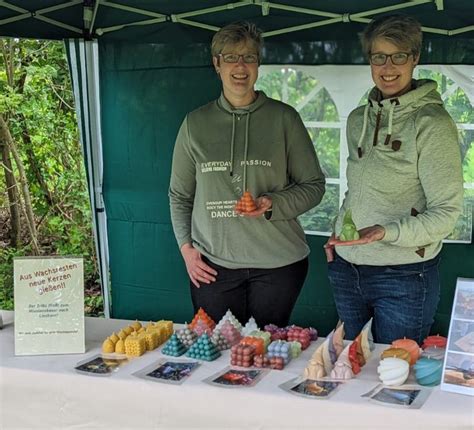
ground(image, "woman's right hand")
xmin=324 ymin=234 xmax=336 ymax=263
xmin=180 ymin=243 xmax=218 ymax=288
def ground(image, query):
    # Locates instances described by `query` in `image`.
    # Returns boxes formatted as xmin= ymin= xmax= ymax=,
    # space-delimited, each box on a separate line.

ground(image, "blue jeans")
xmin=327 ymin=253 xmax=441 ymax=344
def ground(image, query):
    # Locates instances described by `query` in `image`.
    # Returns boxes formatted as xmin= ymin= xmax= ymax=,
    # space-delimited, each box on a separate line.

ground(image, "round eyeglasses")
xmin=369 ymin=52 xmax=412 ymax=66
xmin=219 ymin=53 xmax=259 ymax=64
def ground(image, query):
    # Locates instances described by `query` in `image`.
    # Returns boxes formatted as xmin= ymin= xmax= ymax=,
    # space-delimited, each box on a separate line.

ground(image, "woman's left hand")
xmin=236 ymin=195 xmax=272 ymax=218
xmin=328 ymin=225 xmax=386 ymax=246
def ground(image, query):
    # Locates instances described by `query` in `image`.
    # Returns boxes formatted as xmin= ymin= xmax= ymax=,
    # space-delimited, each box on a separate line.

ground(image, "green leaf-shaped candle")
xmin=339 ymin=209 xmax=360 ymax=241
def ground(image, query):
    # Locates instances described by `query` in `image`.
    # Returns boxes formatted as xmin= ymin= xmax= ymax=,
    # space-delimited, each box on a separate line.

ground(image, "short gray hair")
xmin=361 ymin=14 xmax=422 ymax=58
xmin=211 ymin=21 xmax=263 ymax=58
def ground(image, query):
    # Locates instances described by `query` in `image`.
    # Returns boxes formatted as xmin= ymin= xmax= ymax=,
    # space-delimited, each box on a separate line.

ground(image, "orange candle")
xmin=391 ymin=338 xmax=421 ymax=365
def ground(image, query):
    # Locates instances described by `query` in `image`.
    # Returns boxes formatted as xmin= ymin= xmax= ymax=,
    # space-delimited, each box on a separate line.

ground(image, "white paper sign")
xmin=14 ymin=257 xmax=85 ymax=355
xmin=441 ymin=277 xmax=474 ymax=396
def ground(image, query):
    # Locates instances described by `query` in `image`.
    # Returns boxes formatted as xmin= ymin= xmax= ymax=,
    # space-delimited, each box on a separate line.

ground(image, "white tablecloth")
xmin=1 ymin=311 xmax=472 ymax=430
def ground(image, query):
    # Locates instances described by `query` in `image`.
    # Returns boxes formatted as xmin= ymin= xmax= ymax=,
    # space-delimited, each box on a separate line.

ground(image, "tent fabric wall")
xmin=99 ymin=41 xmax=221 ymax=323
xmin=66 ymin=39 xmax=111 ymax=317
xmin=98 ymin=41 xmax=473 ymax=335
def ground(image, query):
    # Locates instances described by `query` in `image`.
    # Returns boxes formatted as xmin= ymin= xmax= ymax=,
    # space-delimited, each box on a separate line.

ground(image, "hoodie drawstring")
xmin=357 ymin=103 xmax=370 ymax=158
xmin=357 ymin=98 xmax=399 ymax=157
xmin=383 ymin=99 xmax=398 ymax=146
xmin=229 ymin=113 xmax=236 ymax=177
xmin=242 ymin=112 xmax=250 ymax=192
xmin=229 ymin=112 xmax=250 ymax=193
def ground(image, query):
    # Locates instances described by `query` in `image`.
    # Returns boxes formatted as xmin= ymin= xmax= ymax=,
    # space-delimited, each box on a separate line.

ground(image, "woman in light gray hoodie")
xmin=325 ymin=14 xmax=463 ymax=344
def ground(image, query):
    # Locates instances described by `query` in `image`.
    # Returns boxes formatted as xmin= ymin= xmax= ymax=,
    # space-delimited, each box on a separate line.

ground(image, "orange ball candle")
xmin=391 ymin=338 xmax=421 ymax=365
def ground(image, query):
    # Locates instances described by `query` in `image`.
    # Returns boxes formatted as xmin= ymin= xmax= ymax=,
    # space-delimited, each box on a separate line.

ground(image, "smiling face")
xmin=370 ymin=37 xmax=419 ymax=99
xmin=213 ymin=40 xmax=259 ymax=107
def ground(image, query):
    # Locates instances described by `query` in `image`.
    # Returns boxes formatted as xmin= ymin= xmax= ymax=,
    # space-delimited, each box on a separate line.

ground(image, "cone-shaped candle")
xmin=330 ymin=343 xmax=354 ymax=380
xmin=303 ymin=342 xmax=326 ymax=379
xmin=360 ymin=318 xmax=375 ymax=361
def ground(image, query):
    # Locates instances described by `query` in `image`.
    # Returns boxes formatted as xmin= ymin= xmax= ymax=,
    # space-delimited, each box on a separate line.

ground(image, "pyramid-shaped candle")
xmin=189 ymin=308 xmax=216 ymax=331
xmin=216 ymin=309 xmax=242 ymax=332
xmin=219 ymin=320 xmax=242 ymax=346
xmin=193 ymin=318 xmax=213 ymax=337
xmin=242 ymin=317 xmax=259 ymax=336
xmin=186 ymin=333 xmax=221 ymax=361
xmin=235 ymin=191 xmax=257 ymax=213
xmin=176 ymin=326 xmax=198 ymax=348
xmin=162 ymin=334 xmax=187 ymax=357
xmin=211 ymin=329 xmax=230 ymax=351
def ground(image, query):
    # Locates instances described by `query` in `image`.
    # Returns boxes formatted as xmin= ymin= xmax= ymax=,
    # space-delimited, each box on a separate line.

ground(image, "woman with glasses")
xmin=325 ymin=14 xmax=463 ymax=344
xmin=169 ymin=22 xmax=325 ymax=327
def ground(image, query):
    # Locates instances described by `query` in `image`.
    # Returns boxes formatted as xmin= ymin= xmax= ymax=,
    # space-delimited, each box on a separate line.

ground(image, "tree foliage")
xmin=0 ymin=39 xmax=102 ymax=315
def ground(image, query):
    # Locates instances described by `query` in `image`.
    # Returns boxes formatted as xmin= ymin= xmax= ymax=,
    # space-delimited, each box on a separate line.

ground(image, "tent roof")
xmin=0 ymin=1 xmax=472 ymax=40
xmin=1 ymin=1 xmax=473 ymax=63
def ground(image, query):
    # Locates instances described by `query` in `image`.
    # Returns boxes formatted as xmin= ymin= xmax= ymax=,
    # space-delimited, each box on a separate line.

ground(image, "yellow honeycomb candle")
xmin=156 ymin=320 xmax=173 ymax=340
xmin=124 ymin=332 xmax=146 ymax=357
xmin=144 ymin=331 xmax=160 ymax=351
xmin=149 ymin=325 xmax=166 ymax=345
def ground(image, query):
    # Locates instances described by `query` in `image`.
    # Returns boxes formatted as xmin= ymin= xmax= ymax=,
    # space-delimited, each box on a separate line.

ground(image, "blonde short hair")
xmin=211 ymin=21 xmax=263 ymax=58
xmin=361 ymin=14 xmax=422 ymax=57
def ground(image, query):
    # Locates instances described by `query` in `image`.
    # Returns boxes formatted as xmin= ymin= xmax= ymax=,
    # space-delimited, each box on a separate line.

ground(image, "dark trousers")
xmin=328 ymin=252 xmax=441 ymax=344
xmin=190 ymin=257 xmax=308 ymax=328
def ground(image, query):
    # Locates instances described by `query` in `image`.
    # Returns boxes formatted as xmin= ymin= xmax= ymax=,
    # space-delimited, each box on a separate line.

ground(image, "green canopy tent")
xmin=1 ymin=0 xmax=473 ymax=334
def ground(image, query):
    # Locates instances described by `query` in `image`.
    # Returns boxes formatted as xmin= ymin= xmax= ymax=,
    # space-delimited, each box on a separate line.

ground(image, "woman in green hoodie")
xmin=169 ymin=22 xmax=325 ymax=327
xmin=325 ymin=15 xmax=463 ymax=344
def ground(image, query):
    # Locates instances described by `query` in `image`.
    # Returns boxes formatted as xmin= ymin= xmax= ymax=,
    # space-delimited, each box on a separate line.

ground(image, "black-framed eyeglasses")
xmin=219 ymin=53 xmax=259 ymax=64
xmin=369 ymin=52 xmax=413 ymax=66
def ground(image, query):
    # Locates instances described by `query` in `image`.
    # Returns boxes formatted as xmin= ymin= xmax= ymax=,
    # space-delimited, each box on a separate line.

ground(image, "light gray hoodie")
xmin=335 ymin=79 xmax=463 ymax=265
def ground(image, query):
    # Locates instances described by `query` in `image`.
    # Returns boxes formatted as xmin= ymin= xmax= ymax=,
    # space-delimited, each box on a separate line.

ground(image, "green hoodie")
xmin=169 ymin=91 xmax=325 ymax=269
xmin=335 ymin=79 xmax=463 ymax=265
